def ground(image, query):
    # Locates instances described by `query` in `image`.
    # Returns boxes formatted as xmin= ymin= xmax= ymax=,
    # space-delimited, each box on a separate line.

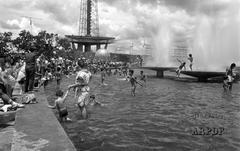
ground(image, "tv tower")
xmin=66 ymin=0 xmax=114 ymax=52
xmin=79 ymin=0 xmax=99 ymax=36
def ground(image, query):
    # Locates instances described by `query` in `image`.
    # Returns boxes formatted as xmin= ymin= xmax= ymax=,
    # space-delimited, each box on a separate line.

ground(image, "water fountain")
xmin=144 ymin=0 xmax=240 ymax=81
xmin=143 ymin=19 xmax=177 ymax=78
xmin=192 ymin=1 xmax=240 ymax=71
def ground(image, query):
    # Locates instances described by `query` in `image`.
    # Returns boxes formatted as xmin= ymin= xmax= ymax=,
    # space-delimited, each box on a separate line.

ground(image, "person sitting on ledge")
xmin=176 ymin=59 xmax=186 ymax=78
xmin=16 ymin=61 xmax=26 ymax=95
xmin=48 ymin=89 xmax=71 ymax=122
xmin=0 ymin=67 xmax=24 ymax=112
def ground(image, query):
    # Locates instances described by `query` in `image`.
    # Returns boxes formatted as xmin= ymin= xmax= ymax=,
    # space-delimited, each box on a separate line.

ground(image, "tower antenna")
xmin=21 ymin=16 xmax=42 ymax=33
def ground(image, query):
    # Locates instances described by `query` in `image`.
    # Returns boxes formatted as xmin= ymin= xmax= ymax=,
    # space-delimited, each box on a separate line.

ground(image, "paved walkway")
xmin=0 ymin=88 xmax=76 ymax=151
xmin=0 ymin=126 xmax=14 ymax=151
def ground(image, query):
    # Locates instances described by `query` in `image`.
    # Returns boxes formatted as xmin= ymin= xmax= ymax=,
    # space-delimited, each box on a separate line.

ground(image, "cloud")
xmin=0 ymin=0 xmax=197 ymax=39
xmin=34 ymin=0 xmax=79 ymax=25
xmin=0 ymin=0 xmax=239 ymax=55
xmin=0 ymin=0 xmax=35 ymax=10
xmin=99 ymin=0 xmax=195 ymax=53
xmin=0 ymin=20 xmax=21 ymax=30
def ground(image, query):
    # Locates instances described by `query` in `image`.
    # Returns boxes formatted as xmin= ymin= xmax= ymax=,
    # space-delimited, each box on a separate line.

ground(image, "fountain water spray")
xmin=192 ymin=1 xmax=240 ymax=71
xmin=145 ymin=1 xmax=240 ymax=71
xmin=145 ymin=19 xmax=174 ymax=67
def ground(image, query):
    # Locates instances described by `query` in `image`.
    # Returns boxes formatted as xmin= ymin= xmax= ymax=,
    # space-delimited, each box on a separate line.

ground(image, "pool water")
xmin=45 ymin=70 xmax=240 ymax=151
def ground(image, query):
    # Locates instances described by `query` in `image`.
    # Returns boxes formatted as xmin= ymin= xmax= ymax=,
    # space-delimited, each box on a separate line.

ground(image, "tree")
xmin=0 ymin=32 xmax=13 ymax=56
xmin=11 ymin=30 xmax=73 ymax=60
xmin=54 ymin=37 xmax=75 ymax=59
xmin=12 ymin=30 xmax=56 ymax=59
xmin=12 ymin=30 xmax=33 ymax=52
xmin=34 ymin=31 xmax=53 ymax=59
xmin=57 ymin=37 xmax=71 ymax=50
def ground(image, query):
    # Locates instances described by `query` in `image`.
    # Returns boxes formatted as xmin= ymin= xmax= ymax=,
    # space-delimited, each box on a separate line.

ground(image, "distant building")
xmin=169 ymin=34 xmax=189 ymax=65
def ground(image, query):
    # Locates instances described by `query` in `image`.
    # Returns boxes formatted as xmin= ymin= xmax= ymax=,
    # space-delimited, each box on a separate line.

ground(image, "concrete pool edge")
xmin=10 ymin=88 xmax=77 ymax=151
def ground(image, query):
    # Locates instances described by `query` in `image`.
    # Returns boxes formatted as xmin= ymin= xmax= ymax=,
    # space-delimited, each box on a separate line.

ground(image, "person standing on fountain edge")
xmin=223 ymin=63 xmax=236 ymax=91
xmin=176 ymin=59 xmax=186 ymax=78
xmin=188 ymin=54 xmax=193 ymax=71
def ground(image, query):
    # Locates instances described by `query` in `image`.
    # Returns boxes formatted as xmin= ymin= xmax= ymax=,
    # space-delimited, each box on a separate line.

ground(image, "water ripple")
xmin=45 ymin=74 xmax=240 ymax=151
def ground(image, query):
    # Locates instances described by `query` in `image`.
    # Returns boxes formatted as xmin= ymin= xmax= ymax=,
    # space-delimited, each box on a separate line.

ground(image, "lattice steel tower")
xmin=79 ymin=0 xmax=99 ymax=36
xmin=66 ymin=0 xmax=114 ymax=52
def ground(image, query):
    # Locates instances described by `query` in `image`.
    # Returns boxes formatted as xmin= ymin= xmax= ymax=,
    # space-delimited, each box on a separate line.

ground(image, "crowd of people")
xmin=175 ymin=53 xmax=238 ymax=91
xmin=0 ymin=48 xmax=237 ymax=122
xmin=0 ymin=47 xmax=144 ymax=121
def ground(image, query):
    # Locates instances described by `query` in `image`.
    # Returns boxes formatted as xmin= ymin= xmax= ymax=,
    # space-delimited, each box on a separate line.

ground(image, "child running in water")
xmin=140 ymin=70 xmax=146 ymax=87
xmin=100 ymin=67 xmax=107 ymax=85
xmin=88 ymin=95 xmax=102 ymax=106
xmin=127 ymin=70 xmax=143 ymax=96
xmin=48 ymin=89 xmax=71 ymax=122
xmin=55 ymin=66 xmax=62 ymax=89
xmin=188 ymin=54 xmax=193 ymax=71
xmin=176 ymin=59 xmax=186 ymax=78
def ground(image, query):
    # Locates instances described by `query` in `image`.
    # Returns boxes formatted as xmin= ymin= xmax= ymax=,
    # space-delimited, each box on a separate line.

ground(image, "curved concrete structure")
xmin=140 ymin=67 xmax=177 ymax=78
xmin=181 ymin=71 xmax=225 ymax=82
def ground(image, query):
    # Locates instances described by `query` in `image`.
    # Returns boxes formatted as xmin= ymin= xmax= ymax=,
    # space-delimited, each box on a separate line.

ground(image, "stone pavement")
xmin=0 ymin=126 xmax=14 ymax=151
xmin=0 ymin=88 xmax=77 ymax=151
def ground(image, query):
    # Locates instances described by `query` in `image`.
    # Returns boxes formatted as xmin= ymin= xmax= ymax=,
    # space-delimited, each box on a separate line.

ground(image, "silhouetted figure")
xmin=176 ymin=59 xmax=186 ymax=78
xmin=25 ymin=46 xmax=43 ymax=93
xmin=223 ymin=63 xmax=236 ymax=91
xmin=188 ymin=54 xmax=193 ymax=71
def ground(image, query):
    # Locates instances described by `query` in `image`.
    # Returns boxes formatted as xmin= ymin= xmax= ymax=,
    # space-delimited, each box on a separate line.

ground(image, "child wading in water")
xmin=48 ymin=89 xmax=71 ymax=122
xmin=88 ymin=95 xmax=102 ymax=106
xmin=68 ymin=60 xmax=92 ymax=119
xmin=100 ymin=67 xmax=107 ymax=85
xmin=39 ymin=69 xmax=51 ymax=89
xmin=55 ymin=66 xmax=62 ymax=90
xmin=176 ymin=59 xmax=186 ymax=78
xmin=140 ymin=70 xmax=146 ymax=87
xmin=127 ymin=70 xmax=143 ymax=96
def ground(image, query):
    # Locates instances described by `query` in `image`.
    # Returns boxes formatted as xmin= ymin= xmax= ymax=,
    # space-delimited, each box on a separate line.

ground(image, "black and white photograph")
xmin=0 ymin=0 xmax=240 ymax=150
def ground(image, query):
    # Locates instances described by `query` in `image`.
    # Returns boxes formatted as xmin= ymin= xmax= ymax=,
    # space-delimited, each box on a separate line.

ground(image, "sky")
xmin=0 ymin=0 xmax=240 ymax=56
